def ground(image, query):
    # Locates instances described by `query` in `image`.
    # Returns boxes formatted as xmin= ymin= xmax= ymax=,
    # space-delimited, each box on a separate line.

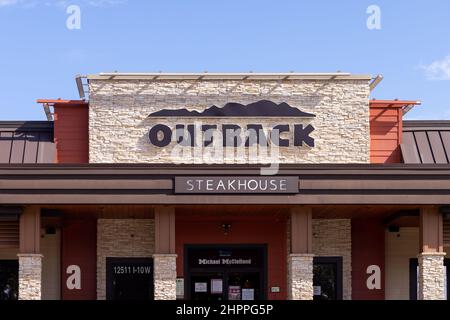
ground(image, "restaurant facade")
xmin=0 ymin=72 xmax=449 ymax=300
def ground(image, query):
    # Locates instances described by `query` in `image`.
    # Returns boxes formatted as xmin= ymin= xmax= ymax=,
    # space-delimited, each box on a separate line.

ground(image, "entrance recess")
xmin=185 ymin=245 xmax=267 ymax=300
xmin=106 ymin=257 xmax=153 ymax=300
xmin=313 ymin=257 xmax=343 ymax=300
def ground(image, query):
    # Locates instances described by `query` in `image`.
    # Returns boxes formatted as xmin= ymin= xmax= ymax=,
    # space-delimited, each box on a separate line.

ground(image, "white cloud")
xmin=420 ymin=55 xmax=450 ymax=81
xmin=0 ymin=0 xmax=126 ymax=8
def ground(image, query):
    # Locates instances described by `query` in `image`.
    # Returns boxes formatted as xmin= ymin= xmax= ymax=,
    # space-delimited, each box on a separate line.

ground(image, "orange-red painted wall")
xmin=370 ymin=106 xmax=403 ymax=163
xmin=176 ymin=215 xmax=287 ymax=300
xmin=53 ymin=103 xmax=89 ymax=163
xmin=351 ymin=218 xmax=385 ymax=300
xmin=61 ymin=219 xmax=97 ymax=300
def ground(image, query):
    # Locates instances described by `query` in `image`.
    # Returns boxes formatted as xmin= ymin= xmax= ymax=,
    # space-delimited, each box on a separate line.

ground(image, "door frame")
xmin=313 ymin=256 xmax=343 ymax=300
xmin=184 ymin=244 xmax=268 ymax=300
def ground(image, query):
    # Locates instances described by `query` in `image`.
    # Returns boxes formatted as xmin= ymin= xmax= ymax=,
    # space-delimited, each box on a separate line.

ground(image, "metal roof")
xmin=0 ymin=121 xmax=55 ymax=164
xmin=401 ymin=120 xmax=450 ymax=164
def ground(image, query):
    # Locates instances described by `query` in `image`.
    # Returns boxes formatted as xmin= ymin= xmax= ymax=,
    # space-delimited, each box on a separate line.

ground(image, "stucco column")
xmin=417 ymin=207 xmax=446 ymax=300
xmin=18 ymin=206 xmax=42 ymax=300
xmin=153 ymin=206 xmax=177 ymax=300
xmin=288 ymin=206 xmax=314 ymax=300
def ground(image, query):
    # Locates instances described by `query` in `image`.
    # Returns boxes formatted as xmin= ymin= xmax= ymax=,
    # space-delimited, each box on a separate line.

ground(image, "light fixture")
xmin=221 ymin=223 xmax=232 ymax=235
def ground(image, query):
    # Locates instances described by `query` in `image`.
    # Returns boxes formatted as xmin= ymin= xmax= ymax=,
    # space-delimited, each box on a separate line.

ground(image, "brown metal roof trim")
xmin=403 ymin=120 xmax=450 ymax=131
xmin=0 ymin=121 xmax=53 ymax=131
xmin=1 ymin=164 xmax=450 ymax=205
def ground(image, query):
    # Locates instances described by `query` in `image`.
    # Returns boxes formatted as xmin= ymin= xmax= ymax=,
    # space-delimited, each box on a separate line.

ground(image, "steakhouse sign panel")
xmin=175 ymin=176 xmax=299 ymax=194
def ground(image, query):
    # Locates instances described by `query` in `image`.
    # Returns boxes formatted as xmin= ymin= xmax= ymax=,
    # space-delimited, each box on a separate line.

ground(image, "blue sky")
xmin=0 ymin=0 xmax=449 ymax=120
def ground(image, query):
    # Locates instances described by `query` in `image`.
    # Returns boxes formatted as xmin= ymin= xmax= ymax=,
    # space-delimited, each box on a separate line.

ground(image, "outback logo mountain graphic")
xmin=147 ymin=100 xmax=315 ymax=148
xmin=148 ymin=100 xmax=315 ymax=118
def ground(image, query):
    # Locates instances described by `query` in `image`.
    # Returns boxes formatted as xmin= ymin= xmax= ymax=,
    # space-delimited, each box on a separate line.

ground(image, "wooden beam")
xmin=420 ymin=206 xmax=443 ymax=253
xmin=154 ymin=206 xmax=175 ymax=254
xmin=19 ymin=206 xmax=40 ymax=254
xmin=290 ymin=206 xmax=312 ymax=254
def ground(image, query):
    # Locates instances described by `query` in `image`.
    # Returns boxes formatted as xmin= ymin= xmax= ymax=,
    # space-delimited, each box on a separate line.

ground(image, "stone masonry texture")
xmin=97 ymin=219 xmax=154 ymax=300
xmin=88 ymin=79 xmax=370 ymax=164
xmin=312 ymin=219 xmax=352 ymax=300
xmin=286 ymin=218 xmax=352 ymax=300
xmin=288 ymin=254 xmax=314 ymax=300
xmin=18 ymin=254 xmax=42 ymax=300
xmin=153 ymin=254 xmax=177 ymax=300
xmin=418 ymin=252 xmax=446 ymax=300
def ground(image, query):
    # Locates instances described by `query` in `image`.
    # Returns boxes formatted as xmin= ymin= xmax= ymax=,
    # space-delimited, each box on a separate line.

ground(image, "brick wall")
xmin=96 ymin=219 xmax=155 ymax=300
xmin=89 ymin=79 xmax=370 ymax=164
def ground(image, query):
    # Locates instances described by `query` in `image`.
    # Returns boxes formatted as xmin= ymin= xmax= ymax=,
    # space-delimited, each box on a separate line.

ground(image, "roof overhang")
xmin=369 ymin=99 xmax=422 ymax=115
xmin=87 ymin=72 xmax=373 ymax=81
xmin=1 ymin=164 xmax=450 ymax=205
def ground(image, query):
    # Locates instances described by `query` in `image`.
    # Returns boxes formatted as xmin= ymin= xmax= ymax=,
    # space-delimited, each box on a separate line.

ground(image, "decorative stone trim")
xmin=288 ymin=253 xmax=314 ymax=300
xmin=153 ymin=254 xmax=177 ymax=300
xmin=17 ymin=253 xmax=43 ymax=300
xmin=417 ymin=252 xmax=446 ymax=300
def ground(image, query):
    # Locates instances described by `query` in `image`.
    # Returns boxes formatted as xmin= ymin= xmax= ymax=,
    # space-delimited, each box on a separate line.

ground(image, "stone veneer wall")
xmin=312 ymin=219 xmax=352 ymax=300
xmin=418 ymin=252 xmax=446 ymax=300
xmin=88 ymin=79 xmax=370 ymax=164
xmin=97 ymin=219 xmax=154 ymax=300
xmin=288 ymin=254 xmax=314 ymax=300
xmin=17 ymin=254 xmax=42 ymax=300
xmin=286 ymin=218 xmax=352 ymax=300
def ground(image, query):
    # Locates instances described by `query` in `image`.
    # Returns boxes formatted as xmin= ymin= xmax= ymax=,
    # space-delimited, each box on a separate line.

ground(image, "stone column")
xmin=17 ymin=254 xmax=43 ymax=300
xmin=18 ymin=206 xmax=42 ymax=300
xmin=418 ymin=207 xmax=446 ymax=300
xmin=288 ymin=254 xmax=314 ymax=300
xmin=153 ymin=206 xmax=177 ymax=300
xmin=289 ymin=206 xmax=314 ymax=300
xmin=153 ymin=254 xmax=177 ymax=300
xmin=418 ymin=252 xmax=446 ymax=300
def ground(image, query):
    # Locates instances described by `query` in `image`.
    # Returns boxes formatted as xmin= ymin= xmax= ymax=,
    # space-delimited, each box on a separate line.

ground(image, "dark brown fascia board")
xmin=1 ymin=164 xmax=450 ymax=205
xmin=0 ymin=121 xmax=54 ymax=131
xmin=1 ymin=162 xmax=450 ymax=170
xmin=403 ymin=120 xmax=450 ymax=131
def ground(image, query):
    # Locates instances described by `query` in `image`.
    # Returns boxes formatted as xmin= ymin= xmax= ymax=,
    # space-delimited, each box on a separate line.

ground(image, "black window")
xmin=313 ymin=257 xmax=343 ymax=300
xmin=0 ymin=260 xmax=18 ymax=300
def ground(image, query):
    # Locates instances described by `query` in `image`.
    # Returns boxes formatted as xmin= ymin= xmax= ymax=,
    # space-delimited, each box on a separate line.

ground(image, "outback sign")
xmin=147 ymin=100 xmax=315 ymax=148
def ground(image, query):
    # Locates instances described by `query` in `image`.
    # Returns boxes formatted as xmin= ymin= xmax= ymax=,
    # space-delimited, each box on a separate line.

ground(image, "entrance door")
xmin=185 ymin=245 xmax=267 ymax=300
xmin=106 ymin=257 xmax=153 ymax=300
xmin=0 ymin=260 xmax=18 ymax=300
xmin=313 ymin=257 xmax=343 ymax=300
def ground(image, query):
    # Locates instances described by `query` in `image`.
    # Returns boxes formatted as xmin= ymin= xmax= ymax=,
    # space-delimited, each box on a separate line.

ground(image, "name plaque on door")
xmin=174 ymin=176 xmax=298 ymax=194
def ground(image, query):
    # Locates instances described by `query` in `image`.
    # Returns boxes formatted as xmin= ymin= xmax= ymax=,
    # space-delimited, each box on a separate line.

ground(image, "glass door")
xmin=313 ymin=257 xmax=343 ymax=300
xmin=190 ymin=272 xmax=225 ymax=300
